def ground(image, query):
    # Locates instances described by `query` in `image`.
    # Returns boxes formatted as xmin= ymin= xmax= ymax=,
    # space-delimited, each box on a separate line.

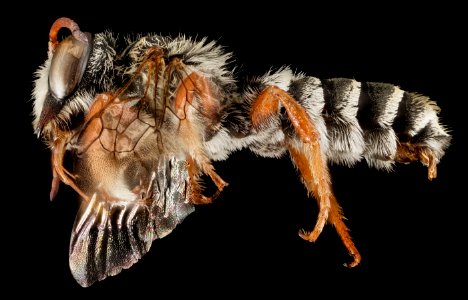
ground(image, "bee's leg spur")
xmin=251 ymin=85 xmax=361 ymax=267
xmin=187 ymin=157 xmax=228 ymax=204
xmin=396 ymin=142 xmax=438 ymax=180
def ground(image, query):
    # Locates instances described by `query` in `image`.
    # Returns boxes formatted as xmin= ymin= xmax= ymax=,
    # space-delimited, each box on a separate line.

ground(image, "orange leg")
xmin=251 ymin=85 xmax=361 ymax=267
xmin=50 ymin=129 xmax=89 ymax=201
xmin=289 ymin=142 xmax=361 ymax=267
xmin=187 ymin=157 xmax=228 ymax=204
xmin=174 ymin=71 xmax=227 ymax=204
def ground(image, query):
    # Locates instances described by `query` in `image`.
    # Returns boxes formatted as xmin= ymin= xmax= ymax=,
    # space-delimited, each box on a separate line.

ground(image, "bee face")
xmin=33 ymin=18 xmax=116 ymax=139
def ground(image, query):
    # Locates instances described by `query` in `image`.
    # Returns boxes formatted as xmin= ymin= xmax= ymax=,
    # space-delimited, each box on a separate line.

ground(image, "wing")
xmin=66 ymin=49 xmax=196 ymax=287
xmin=69 ymin=157 xmax=194 ymax=287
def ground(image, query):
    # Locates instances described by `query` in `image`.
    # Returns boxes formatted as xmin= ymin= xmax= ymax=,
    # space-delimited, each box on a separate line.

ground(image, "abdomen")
xmin=236 ymin=68 xmax=451 ymax=170
xmin=310 ymin=77 xmax=450 ymax=169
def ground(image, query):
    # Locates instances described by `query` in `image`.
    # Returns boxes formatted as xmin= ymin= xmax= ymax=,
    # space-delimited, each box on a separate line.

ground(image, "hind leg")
xmin=251 ymin=85 xmax=361 ymax=267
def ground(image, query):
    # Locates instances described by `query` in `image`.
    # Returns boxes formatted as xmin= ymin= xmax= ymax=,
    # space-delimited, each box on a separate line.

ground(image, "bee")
xmin=32 ymin=17 xmax=451 ymax=287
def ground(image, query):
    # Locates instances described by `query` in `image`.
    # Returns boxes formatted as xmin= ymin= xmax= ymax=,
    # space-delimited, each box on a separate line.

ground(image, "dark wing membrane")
xmin=69 ymin=158 xmax=194 ymax=287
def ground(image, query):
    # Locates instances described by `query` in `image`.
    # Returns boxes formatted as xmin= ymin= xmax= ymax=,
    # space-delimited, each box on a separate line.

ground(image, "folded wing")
xmin=69 ymin=158 xmax=194 ymax=287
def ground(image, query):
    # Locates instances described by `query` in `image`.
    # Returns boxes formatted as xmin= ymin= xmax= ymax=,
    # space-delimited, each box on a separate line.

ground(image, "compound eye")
xmin=49 ymin=32 xmax=92 ymax=100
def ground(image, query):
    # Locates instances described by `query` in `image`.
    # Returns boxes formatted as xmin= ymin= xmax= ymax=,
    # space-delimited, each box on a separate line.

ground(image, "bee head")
xmin=32 ymin=17 xmax=116 ymax=139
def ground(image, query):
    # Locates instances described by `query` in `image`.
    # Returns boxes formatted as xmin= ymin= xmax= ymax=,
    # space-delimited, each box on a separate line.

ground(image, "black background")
xmin=6 ymin=2 xmax=465 ymax=297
